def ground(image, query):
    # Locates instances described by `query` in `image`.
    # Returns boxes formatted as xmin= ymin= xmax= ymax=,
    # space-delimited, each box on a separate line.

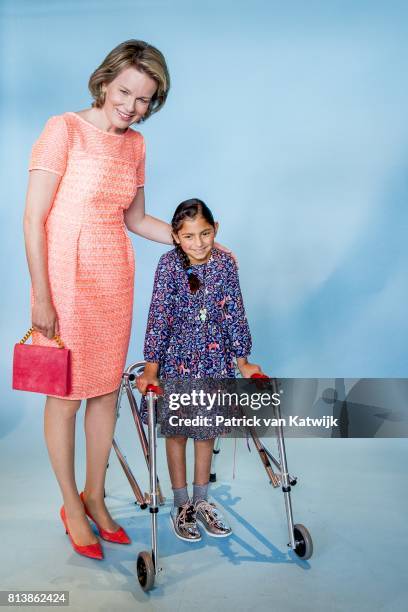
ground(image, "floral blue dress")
xmin=141 ymin=247 xmax=252 ymax=439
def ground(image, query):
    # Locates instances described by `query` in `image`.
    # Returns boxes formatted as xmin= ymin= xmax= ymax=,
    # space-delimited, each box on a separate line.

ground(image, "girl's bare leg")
xmin=193 ymin=438 xmax=215 ymax=485
xmin=166 ymin=436 xmax=188 ymax=489
xmin=44 ymin=396 xmax=98 ymax=546
xmin=82 ymin=389 xmax=121 ymax=532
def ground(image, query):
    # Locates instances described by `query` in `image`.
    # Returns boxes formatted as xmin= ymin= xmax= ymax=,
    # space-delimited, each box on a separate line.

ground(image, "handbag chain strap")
xmin=19 ymin=327 xmax=65 ymax=349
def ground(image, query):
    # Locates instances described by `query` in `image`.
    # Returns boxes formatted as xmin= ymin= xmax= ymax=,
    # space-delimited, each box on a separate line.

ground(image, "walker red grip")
xmin=146 ymin=384 xmax=164 ymax=396
xmin=250 ymin=373 xmax=271 ymax=389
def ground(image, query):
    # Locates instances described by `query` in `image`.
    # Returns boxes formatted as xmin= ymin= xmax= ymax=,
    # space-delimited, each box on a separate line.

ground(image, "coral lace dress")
xmin=28 ymin=112 xmax=145 ymax=399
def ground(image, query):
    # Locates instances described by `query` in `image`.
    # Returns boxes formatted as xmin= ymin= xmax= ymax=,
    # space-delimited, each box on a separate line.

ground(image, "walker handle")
xmin=146 ymin=384 xmax=164 ymax=396
xmin=250 ymin=373 xmax=271 ymax=389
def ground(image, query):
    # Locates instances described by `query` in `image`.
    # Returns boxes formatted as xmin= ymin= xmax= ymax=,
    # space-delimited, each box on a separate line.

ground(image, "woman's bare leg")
xmin=82 ymin=389 xmax=121 ymax=532
xmin=166 ymin=436 xmax=188 ymax=489
xmin=44 ymin=396 xmax=98 ymax=546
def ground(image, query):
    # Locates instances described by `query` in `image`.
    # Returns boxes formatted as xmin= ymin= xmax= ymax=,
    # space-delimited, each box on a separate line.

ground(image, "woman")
xmin=24 ymin=39 xmax=233 ymax=560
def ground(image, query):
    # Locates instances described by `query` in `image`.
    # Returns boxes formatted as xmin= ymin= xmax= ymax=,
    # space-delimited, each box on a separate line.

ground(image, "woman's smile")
xmin=116 ymin=108 xmax=134 ymax=122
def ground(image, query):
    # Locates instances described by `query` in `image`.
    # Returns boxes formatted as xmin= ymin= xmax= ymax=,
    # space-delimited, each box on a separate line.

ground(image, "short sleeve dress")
xmin=28 ymin=112 xmax=145 ymax=399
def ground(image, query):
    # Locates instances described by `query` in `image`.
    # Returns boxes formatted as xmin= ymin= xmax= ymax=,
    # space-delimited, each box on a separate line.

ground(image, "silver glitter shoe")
xmin=194 ymin=499 xmax=232 ymax=537
xmin=170 ymin=501 xmax=202 ymax=542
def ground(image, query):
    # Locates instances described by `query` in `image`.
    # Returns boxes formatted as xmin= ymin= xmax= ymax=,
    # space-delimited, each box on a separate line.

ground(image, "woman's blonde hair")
xmin=88 ymin=39 xmax=170 ymax=121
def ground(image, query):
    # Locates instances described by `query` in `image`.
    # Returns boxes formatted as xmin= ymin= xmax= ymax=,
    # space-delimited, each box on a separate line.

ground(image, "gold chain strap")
xmin=19 ymin=327 xmax=65 ymax=349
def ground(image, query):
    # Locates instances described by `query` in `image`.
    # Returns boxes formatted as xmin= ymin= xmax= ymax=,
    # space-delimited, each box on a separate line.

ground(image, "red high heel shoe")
xmin=79 ymin=492 xmax=131 ymax=544
xmin=60 ymin=506 xmax=104 ymax=560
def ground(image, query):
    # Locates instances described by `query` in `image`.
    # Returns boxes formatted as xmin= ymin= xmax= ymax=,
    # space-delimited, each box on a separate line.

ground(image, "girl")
xmin=137 ymin=198 xmax=262 ymax=542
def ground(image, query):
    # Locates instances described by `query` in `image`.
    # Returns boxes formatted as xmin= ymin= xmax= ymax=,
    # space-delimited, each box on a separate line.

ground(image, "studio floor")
xmin=0 ymin=391 xmax=406 ymax=612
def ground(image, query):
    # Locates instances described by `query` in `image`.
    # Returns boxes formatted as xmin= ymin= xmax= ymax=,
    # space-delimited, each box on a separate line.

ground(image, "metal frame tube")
xmin=210 ymin=436 xmax=221 ymax=479
xmin=146 ymin=390 xmax=159 ymax=574
xmin=110 ymin=363 xmax=165 ymax=506
xmin=247 ymin=427 xmax=281 ymax=487
xmin=111 ymin=438 xmax=146 ymax=506
xmin=273 ymin=396 xmax=296 ymax=549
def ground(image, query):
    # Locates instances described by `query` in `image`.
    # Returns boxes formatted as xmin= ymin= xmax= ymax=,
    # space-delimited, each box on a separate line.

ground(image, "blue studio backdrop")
xmin=1 ymin=0 xmax=408 ymax=426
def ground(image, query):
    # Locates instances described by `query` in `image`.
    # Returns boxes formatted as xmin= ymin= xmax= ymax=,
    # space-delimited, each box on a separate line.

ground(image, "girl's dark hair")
xmin=171 ymin=198 xmax=215 ymax=293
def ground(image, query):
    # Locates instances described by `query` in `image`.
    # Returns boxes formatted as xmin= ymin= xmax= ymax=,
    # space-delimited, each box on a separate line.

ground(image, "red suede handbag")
xmin=12 ymin=327 xmax=71 ymax=396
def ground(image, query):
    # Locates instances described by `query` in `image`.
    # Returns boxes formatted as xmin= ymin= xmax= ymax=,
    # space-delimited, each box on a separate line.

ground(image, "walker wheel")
xmin=136 ymin=551 xmax=155 ymax=591
xmin=293 ymin=524 xmax=313 ymax=560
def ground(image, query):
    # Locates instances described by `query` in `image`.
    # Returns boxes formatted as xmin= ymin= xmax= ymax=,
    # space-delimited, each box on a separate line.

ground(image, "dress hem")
xmin=45 ymin=381 xmax=121 ymax=401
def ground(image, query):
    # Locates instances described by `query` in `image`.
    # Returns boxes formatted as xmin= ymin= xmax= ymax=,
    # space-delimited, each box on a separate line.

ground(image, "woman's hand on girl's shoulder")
xmin=214 ymin=242 xmax=238 ymax=267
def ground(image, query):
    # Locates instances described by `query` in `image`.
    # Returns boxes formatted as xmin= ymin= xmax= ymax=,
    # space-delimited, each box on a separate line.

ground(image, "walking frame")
xmin=110 ymin=361 xmax=313 ymax=591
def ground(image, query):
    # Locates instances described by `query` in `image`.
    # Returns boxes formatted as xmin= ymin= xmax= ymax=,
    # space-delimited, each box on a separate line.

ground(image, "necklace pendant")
xmin=199 ymin=308 xmax=207 ymax=322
